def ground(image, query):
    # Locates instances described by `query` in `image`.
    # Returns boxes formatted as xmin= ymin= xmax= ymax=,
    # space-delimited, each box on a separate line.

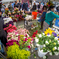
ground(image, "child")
xmin=40 ymin=6 xmax=47 ymax=29
xmin=43 ymin=6 xmax=59 ymax=32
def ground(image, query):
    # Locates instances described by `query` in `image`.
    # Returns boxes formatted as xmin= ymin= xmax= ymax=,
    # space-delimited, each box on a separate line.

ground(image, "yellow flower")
xmin=53 ymin=48 xmax=55 ymax=51
xmin=57 ymin=35 xmax=59 ymax=36
xmin=54 ymin=43 xmax=56 ymax=45
xmin=58 ymin=38 xmax=59 ymax=40
xmin=44 ymin=31 xmax=48 ymax=35
xmin=48 ymin=28 xmax=51 ymax=31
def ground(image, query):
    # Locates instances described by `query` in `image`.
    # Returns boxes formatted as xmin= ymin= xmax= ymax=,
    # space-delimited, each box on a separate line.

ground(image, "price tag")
xmin=0 ymin=45 xmax=1 ymax=50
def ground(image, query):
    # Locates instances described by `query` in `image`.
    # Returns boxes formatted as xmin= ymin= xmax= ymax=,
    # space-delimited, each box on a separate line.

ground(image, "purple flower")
xmin=47 ymin=33 xmax=50 ymax=35
xmin=58 ymin=36 xmax=59 ymax=38
xmin=52 ymin=32 xmax=57 ymax=37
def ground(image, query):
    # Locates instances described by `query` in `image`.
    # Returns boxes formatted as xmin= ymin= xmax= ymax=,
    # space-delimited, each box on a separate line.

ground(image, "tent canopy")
xmin=2 ymin=0 xmax=16 ymax=3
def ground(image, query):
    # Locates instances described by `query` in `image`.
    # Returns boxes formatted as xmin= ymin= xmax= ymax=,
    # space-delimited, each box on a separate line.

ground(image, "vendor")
xmin=43 ymin=6 xmax=59 ymax=32
xmin=40 ymin=6 xmax=47 ymax=29
xmin=0 ymin=11 xmax=7 ymax=47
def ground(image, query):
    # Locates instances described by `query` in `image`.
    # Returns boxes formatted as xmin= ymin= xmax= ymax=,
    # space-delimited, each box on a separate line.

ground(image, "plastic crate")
xmin=55 ymin=19 xmax=59 ymax=27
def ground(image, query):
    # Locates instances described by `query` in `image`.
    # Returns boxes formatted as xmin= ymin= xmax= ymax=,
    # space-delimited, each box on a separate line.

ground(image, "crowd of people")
xmin=0 ymin=1 xmax=59 ymax=47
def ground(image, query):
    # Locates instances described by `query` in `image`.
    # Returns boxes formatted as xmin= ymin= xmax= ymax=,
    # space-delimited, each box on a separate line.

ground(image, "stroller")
xmin=0 ymin=40 xmax=7 ymax=59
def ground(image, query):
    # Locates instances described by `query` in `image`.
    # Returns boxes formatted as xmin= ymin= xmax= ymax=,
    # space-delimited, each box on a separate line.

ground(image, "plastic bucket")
xmin=32 ymin=12 xmax=37 ymax=19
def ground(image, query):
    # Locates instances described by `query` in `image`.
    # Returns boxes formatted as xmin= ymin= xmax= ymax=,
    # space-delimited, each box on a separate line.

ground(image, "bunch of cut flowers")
xmin=7 ymin=43 xmax=30 ymax=59
xmin=35 ymin=33 xmax=59 ymax=59
xmin=44 ymin=28 xmax=59 ymax=40
xmin=4 ymin=24 xmax=17 ymax=33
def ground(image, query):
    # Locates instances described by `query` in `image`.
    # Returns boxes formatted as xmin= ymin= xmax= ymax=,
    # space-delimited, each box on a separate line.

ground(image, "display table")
xmin=24 ymin=17 xmax=40 ymax=29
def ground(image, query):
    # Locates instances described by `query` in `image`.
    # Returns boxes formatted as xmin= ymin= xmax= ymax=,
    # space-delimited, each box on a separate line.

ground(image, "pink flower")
xmin=27 ymin=45 xmax=31 ymax=49
xmin=23 ymin=38 xmax=27 ymax=41
xmin=31 ymin=39 xmax=33 ymax=41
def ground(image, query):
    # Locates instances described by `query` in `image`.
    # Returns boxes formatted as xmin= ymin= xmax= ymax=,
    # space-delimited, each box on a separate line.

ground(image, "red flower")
xmin=27 ymin=45 xmax=31 ymax=49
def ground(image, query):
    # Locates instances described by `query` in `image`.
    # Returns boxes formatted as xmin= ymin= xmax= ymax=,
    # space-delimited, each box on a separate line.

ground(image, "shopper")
xmin=14 ymin=1 xmax=18 ymax=8
xmin=17 ymin=1 xmax=22 ymax=10
xmin=43 ymin=6 xmax=59 ymax=32
xmin=38 ymin=2 xmax=41 ymax=10
xmin=0 ymin=11 xmax=7 ymax=47
xmin=40 ymin=6 xmax=47 ymax=29
xmin=1 ymin=4 xmax=5 ymax=14
xmin=8 ymin=2 xmax=13 ymax=12
xmin=11 ymin=2 xmax=15 ymax=9
xmin=22 ymin=2 xmax=28 ymax=11
xmin=32 ymin=3 xmax=36 ymax=11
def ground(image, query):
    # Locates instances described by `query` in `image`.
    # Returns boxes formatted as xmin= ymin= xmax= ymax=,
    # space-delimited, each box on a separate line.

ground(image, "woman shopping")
xmin=43 ymin=6 xmax=59 ymax=32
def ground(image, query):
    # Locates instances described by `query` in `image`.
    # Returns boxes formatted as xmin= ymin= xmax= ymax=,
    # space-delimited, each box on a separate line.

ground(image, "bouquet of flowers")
xmin=46 ymin=1 xmax=54 ymax=7
xmin=44 ymin=28 xmax=59 ymax=40
xmin=35 ymin=33 xmax=59 ymax=58
xmin=18 ymin=35 xmax=33 ymax=49
xmin=14 ymin=8 xmax=19 ymax=13
xmin=4 ymin=24 xmax=17 ymax=33
xmin=32 ymin=30 xmax=38 ymax=37
xmin=7 ymin=43 xmax=30 ymax=59
xmin=7 ymin=28 xmax=30 ymax=41
xmin=5 ymin=8 xmax=9 ymax=15
xmin=6 ymin=39 xmax=20 ymax=47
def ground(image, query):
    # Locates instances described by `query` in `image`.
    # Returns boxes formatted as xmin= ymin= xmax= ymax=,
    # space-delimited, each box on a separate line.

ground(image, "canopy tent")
xmin=2 ymin=0 xmax=16 ymax=3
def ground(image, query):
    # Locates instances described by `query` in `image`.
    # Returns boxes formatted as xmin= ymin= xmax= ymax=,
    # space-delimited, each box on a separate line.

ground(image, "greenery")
xmin=7 ymin=43 xmax=30 ymax=59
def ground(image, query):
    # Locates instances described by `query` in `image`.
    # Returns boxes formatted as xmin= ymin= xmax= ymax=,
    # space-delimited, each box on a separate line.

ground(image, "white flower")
xmin=47 ymin=35 xmax=51 ymax=37
xmin=45 ymin=41 xmax=49 ymax=44
xmin=54 ymin=52 xmax=59 ymax=56
xmin=49 ymin=52 xmax=52 ymax=56
xmin=42 ymin=33 xmax=45 ymax=35
xmin=39 ymin=34 xmax=42 ymax=37
xmin=35 ymin=38 xmax=39 ymax=42
xmin=16 ymin=34 xmax=19 ymax=36
xmin=43 ymin=56 xmax=46 ymax=59
xmin=55 ymin=37 xmax=58 ymax=40
xmin=58 ymin=47 xmax=59 ymax=50
xmin=41 ymin=50 xmax=43 ymax=52
xmin=54 ymin=47 xmax=57 ymax=50
xmin=58 ymin=41 xmax=59 ymax=44
xmin=43 ymin=44 xmax=46 ymax=47
xmin=36 ymin=44 xmax=40 ymax=46
xmin=27 ymin=34 xmax=29 ymax=37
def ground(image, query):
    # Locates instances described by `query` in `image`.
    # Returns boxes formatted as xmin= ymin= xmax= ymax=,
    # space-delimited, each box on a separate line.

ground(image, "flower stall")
xmin=6 ymin=27 xmax=34 ymax=59
xmin=34 ymin=28 xmax=59 ymax=59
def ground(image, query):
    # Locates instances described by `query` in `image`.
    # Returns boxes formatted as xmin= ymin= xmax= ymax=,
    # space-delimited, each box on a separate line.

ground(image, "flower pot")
xmin=38 ymin=49 xmax=48 ymax=57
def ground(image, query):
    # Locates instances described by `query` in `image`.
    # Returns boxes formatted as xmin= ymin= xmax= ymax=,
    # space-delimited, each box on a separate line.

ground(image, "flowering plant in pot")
xmin=7 ymin=43 xmax=30 ymax=59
